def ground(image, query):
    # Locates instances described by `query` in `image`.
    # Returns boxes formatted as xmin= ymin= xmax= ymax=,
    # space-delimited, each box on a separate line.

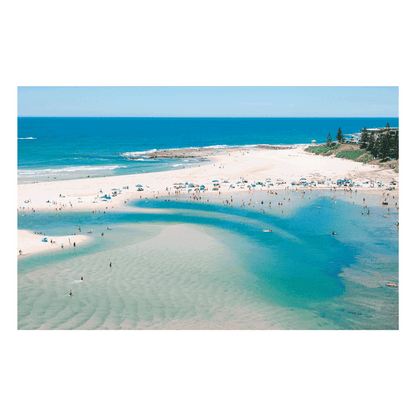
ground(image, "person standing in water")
xmin=109 ymin=262 xmax=112 ymax=267
xmin=69 ymin=290 xmax=72 ymax=296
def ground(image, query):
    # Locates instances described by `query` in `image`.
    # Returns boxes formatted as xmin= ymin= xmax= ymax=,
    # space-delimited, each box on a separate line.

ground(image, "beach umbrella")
xmin=135 ymin=184 xmax=143 ymax=187
xmin=212 ymin=180 xmax=219 ymax=183
xmin=300 ymin=178 xmax=307 ymax=182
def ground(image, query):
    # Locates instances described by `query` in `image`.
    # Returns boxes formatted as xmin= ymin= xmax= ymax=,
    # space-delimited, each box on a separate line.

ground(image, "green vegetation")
xmin=357 ymin=154 xmax=374 ymax=163
xmin=335 ymin=149 xmax=368 ymax=160
xmin=336 ymin=127 xmax=345 ymax=143
xmin=305 ymin=143 xmax=340 ymax=155
xmin=326 ymin=132 xmax=332 ymax=146
xmin=307 ymin=122 xmax=399 ymax=168
xmin=360 ymin=123 xmax=399 ymax=161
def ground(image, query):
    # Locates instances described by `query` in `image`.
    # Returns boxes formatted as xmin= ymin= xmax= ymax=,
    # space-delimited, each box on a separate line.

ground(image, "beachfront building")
xmin=344 ymin=127 xmax=399 ymax=145
xmin=361 ymin=127 xmax=398 ymax=141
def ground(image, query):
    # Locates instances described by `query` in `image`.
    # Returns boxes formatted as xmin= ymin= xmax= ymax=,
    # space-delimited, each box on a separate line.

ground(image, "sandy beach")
xmin=17 ymin=230 xmax=90 ymax=257
xmin=17 ymin=145 xmax=399 ymax=256
xmin=18 ymin=146 xmax=399 ymax=211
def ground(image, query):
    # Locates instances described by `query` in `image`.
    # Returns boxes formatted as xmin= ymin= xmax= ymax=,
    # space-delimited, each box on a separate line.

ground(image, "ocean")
xmin=17 ymin=117 xmax=399 ymax=329
xmin=18 ymin=117 xmax=398 ymax=183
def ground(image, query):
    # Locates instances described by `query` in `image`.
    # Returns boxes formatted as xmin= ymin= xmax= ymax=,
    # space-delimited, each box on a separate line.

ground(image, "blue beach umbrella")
xmin=135 ymin=184 xmax=143 ymax=187
xmin=212 ymin=180 xmax=219 ymax=183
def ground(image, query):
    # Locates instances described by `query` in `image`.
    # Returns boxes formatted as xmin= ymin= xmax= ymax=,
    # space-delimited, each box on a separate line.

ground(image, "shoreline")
xmin=17 ymin=230 xmax=90 ymax=257
xmin=17 ymin=146 xmax=399 ymax=214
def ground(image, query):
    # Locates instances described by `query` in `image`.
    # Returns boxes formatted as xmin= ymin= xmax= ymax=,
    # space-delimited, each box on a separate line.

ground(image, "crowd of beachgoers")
xmin=18 ymin=145 xmax=399 ymax=257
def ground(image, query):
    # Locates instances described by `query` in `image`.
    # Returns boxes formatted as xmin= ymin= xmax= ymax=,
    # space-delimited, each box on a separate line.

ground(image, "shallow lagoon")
xmin=18 ymin=189 xmax=398 ymax=329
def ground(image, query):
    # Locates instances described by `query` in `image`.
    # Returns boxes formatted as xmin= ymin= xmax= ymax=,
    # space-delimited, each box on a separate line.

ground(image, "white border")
xmin=0 ymin=69 xmax=416 ymax=348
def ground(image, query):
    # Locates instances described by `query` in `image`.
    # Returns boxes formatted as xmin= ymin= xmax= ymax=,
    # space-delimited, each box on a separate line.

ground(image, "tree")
xmin=360 ymin=127 xmax=369 ymax=149
xmin=326 ymin=132 xmax=332 ymax=146
xmin=336 ymin=127 xmax=344 ymax=143
xmin=367 ymin=132 xmax=376 ymax=157
xmin=378 ymin=132 xmax=391 ymax=160
xmin=391 ymin=130 xmax=399 ymax=159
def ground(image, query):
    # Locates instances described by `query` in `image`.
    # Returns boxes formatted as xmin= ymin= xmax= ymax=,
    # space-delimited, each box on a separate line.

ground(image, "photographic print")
xmin=17 ymin=86 xmax=399 ymax=330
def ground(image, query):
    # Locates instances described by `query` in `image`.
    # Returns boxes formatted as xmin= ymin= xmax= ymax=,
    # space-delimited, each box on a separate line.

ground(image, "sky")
xmin=17 ymin=86 xmax=398 ymax=118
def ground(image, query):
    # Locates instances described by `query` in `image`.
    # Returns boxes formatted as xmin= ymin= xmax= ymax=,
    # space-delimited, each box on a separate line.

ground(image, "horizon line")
xmin=18 ymin=116 xmax=399 ymax=119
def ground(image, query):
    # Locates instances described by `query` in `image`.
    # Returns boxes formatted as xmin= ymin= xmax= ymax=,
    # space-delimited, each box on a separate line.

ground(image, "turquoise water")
xmin=18 ymin=117 xmax=398 ymax=182
xmin=18 ymin=190 xmax=399 ymax=330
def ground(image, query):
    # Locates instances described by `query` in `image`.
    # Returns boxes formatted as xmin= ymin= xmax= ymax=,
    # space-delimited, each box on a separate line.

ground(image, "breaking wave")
xmin=18 ymin=165 xmax=127 ymax=176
